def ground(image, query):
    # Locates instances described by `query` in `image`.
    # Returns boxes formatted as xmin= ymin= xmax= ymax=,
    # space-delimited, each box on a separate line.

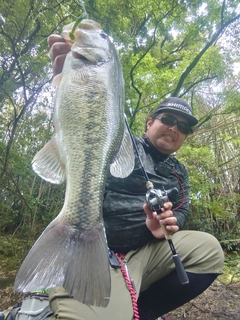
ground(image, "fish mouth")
xmin=71 ymin=46 xmax=110 ymax=64
xmin=72 ymin=51 xmax=89 ymax=62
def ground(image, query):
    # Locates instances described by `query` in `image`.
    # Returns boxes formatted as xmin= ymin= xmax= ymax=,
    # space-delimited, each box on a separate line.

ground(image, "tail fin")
xmin=14 ymin=219 xmax=111 ymax=307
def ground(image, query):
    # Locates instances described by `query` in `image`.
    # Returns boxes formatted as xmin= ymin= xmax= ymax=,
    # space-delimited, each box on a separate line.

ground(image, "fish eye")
xmin=100 ymin=32 xmax=108 ymax=39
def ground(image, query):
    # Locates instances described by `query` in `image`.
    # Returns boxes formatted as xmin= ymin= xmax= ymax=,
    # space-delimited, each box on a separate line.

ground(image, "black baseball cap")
xmin=151 ymin=97 xmax=198 ymax=126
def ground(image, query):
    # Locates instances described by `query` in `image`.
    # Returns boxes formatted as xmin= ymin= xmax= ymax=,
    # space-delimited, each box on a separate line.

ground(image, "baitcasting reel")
xmin=146 ymin=186 xmax=178 ymax=213
xmin=145 ymin=184 xmax=189 ymax=285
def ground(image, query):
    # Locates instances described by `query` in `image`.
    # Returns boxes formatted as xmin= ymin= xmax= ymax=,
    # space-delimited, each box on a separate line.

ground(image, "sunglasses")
xmin=155 ymin=114 xmax=192 ymax=135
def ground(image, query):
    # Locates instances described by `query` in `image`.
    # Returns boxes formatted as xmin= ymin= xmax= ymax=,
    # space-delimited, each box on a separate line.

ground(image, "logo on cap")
xmin=165 ymin=102 xmax=192 ymax=115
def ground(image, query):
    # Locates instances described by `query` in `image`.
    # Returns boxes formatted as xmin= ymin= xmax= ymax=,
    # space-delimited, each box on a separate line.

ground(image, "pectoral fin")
xmin=32 ymin=134 xmax=66 ymax=184
xmin=110 ymin=124 xmax=135 ymax=178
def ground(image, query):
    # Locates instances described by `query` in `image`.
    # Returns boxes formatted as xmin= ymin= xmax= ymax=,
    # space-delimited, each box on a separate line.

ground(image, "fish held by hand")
xmin=14 ymin=19 xmax=135 ymax=308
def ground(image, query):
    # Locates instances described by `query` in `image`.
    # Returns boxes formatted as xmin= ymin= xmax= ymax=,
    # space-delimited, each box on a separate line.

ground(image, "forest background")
xmin=0 ymin=0 xmax=240 ymax=303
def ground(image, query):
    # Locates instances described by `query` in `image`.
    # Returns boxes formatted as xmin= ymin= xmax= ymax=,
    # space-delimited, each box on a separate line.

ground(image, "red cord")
xmin=115 ymin=253 xmax=140 ymax=320
xmin=171 ymin=168 xmax=185 ymax=211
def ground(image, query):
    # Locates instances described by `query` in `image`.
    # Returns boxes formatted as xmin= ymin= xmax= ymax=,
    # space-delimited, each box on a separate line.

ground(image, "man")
xmin=44 ymin=35 xmax=224 ymax=320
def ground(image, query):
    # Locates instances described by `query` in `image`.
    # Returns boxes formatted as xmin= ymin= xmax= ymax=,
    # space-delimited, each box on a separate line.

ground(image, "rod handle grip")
xmin=173 ymin=254 xmax=189 ymax=284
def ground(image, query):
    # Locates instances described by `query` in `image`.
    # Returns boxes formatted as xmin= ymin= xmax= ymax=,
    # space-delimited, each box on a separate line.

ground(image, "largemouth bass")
xmin=14 ymin=19 xmax=134 ymax=307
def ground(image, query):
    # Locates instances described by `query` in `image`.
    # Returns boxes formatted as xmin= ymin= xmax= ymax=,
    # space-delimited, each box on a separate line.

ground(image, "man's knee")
xmin=49 ymin=287 xmax=85 ymax=320
xmin=200 ymin=231 xmax=224 ymax=271
xmin=173 ymin=230 xmax=224 ymax=274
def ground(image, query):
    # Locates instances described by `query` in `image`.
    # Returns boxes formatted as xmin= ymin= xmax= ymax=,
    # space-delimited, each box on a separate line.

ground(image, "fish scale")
xmin=14 ymin=19 xmax=135 ymax=308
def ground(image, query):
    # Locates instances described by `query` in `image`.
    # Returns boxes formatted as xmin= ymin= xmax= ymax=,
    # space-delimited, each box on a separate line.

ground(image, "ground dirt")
xmin=0 ymin=268 xmax=239 ymax=320
xmin=167 ymin=280 xmax=240 ymax=320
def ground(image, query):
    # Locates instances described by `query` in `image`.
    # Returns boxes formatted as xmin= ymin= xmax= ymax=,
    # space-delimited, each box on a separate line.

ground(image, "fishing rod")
xmin=125 ymin=115 xmax=189 ymax=285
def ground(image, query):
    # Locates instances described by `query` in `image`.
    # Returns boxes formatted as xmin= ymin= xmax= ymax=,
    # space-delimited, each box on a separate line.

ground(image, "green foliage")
xmin=0 ymin=0 xmax=240 ymax=250
xmin=177 ymin=143 xmax=218 ymax=194
xmin=219 ymin=252 xmax=240 ymax=284
xmin=177 ymin=138 xmax=240 ymax=243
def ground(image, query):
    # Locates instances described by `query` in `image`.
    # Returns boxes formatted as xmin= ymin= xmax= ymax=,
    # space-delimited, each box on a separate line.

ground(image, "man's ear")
xmin=146 ymin=118 xmax=152 ymax=130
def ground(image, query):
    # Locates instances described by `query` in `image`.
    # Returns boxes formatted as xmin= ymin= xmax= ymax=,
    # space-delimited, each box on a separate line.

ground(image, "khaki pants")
xmin=49 ymin=230 xmax=224 ymax=320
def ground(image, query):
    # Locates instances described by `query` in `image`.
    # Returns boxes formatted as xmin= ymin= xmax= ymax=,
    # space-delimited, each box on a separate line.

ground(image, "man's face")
xmin=145 ymin=112 xmax=188 ymax=154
